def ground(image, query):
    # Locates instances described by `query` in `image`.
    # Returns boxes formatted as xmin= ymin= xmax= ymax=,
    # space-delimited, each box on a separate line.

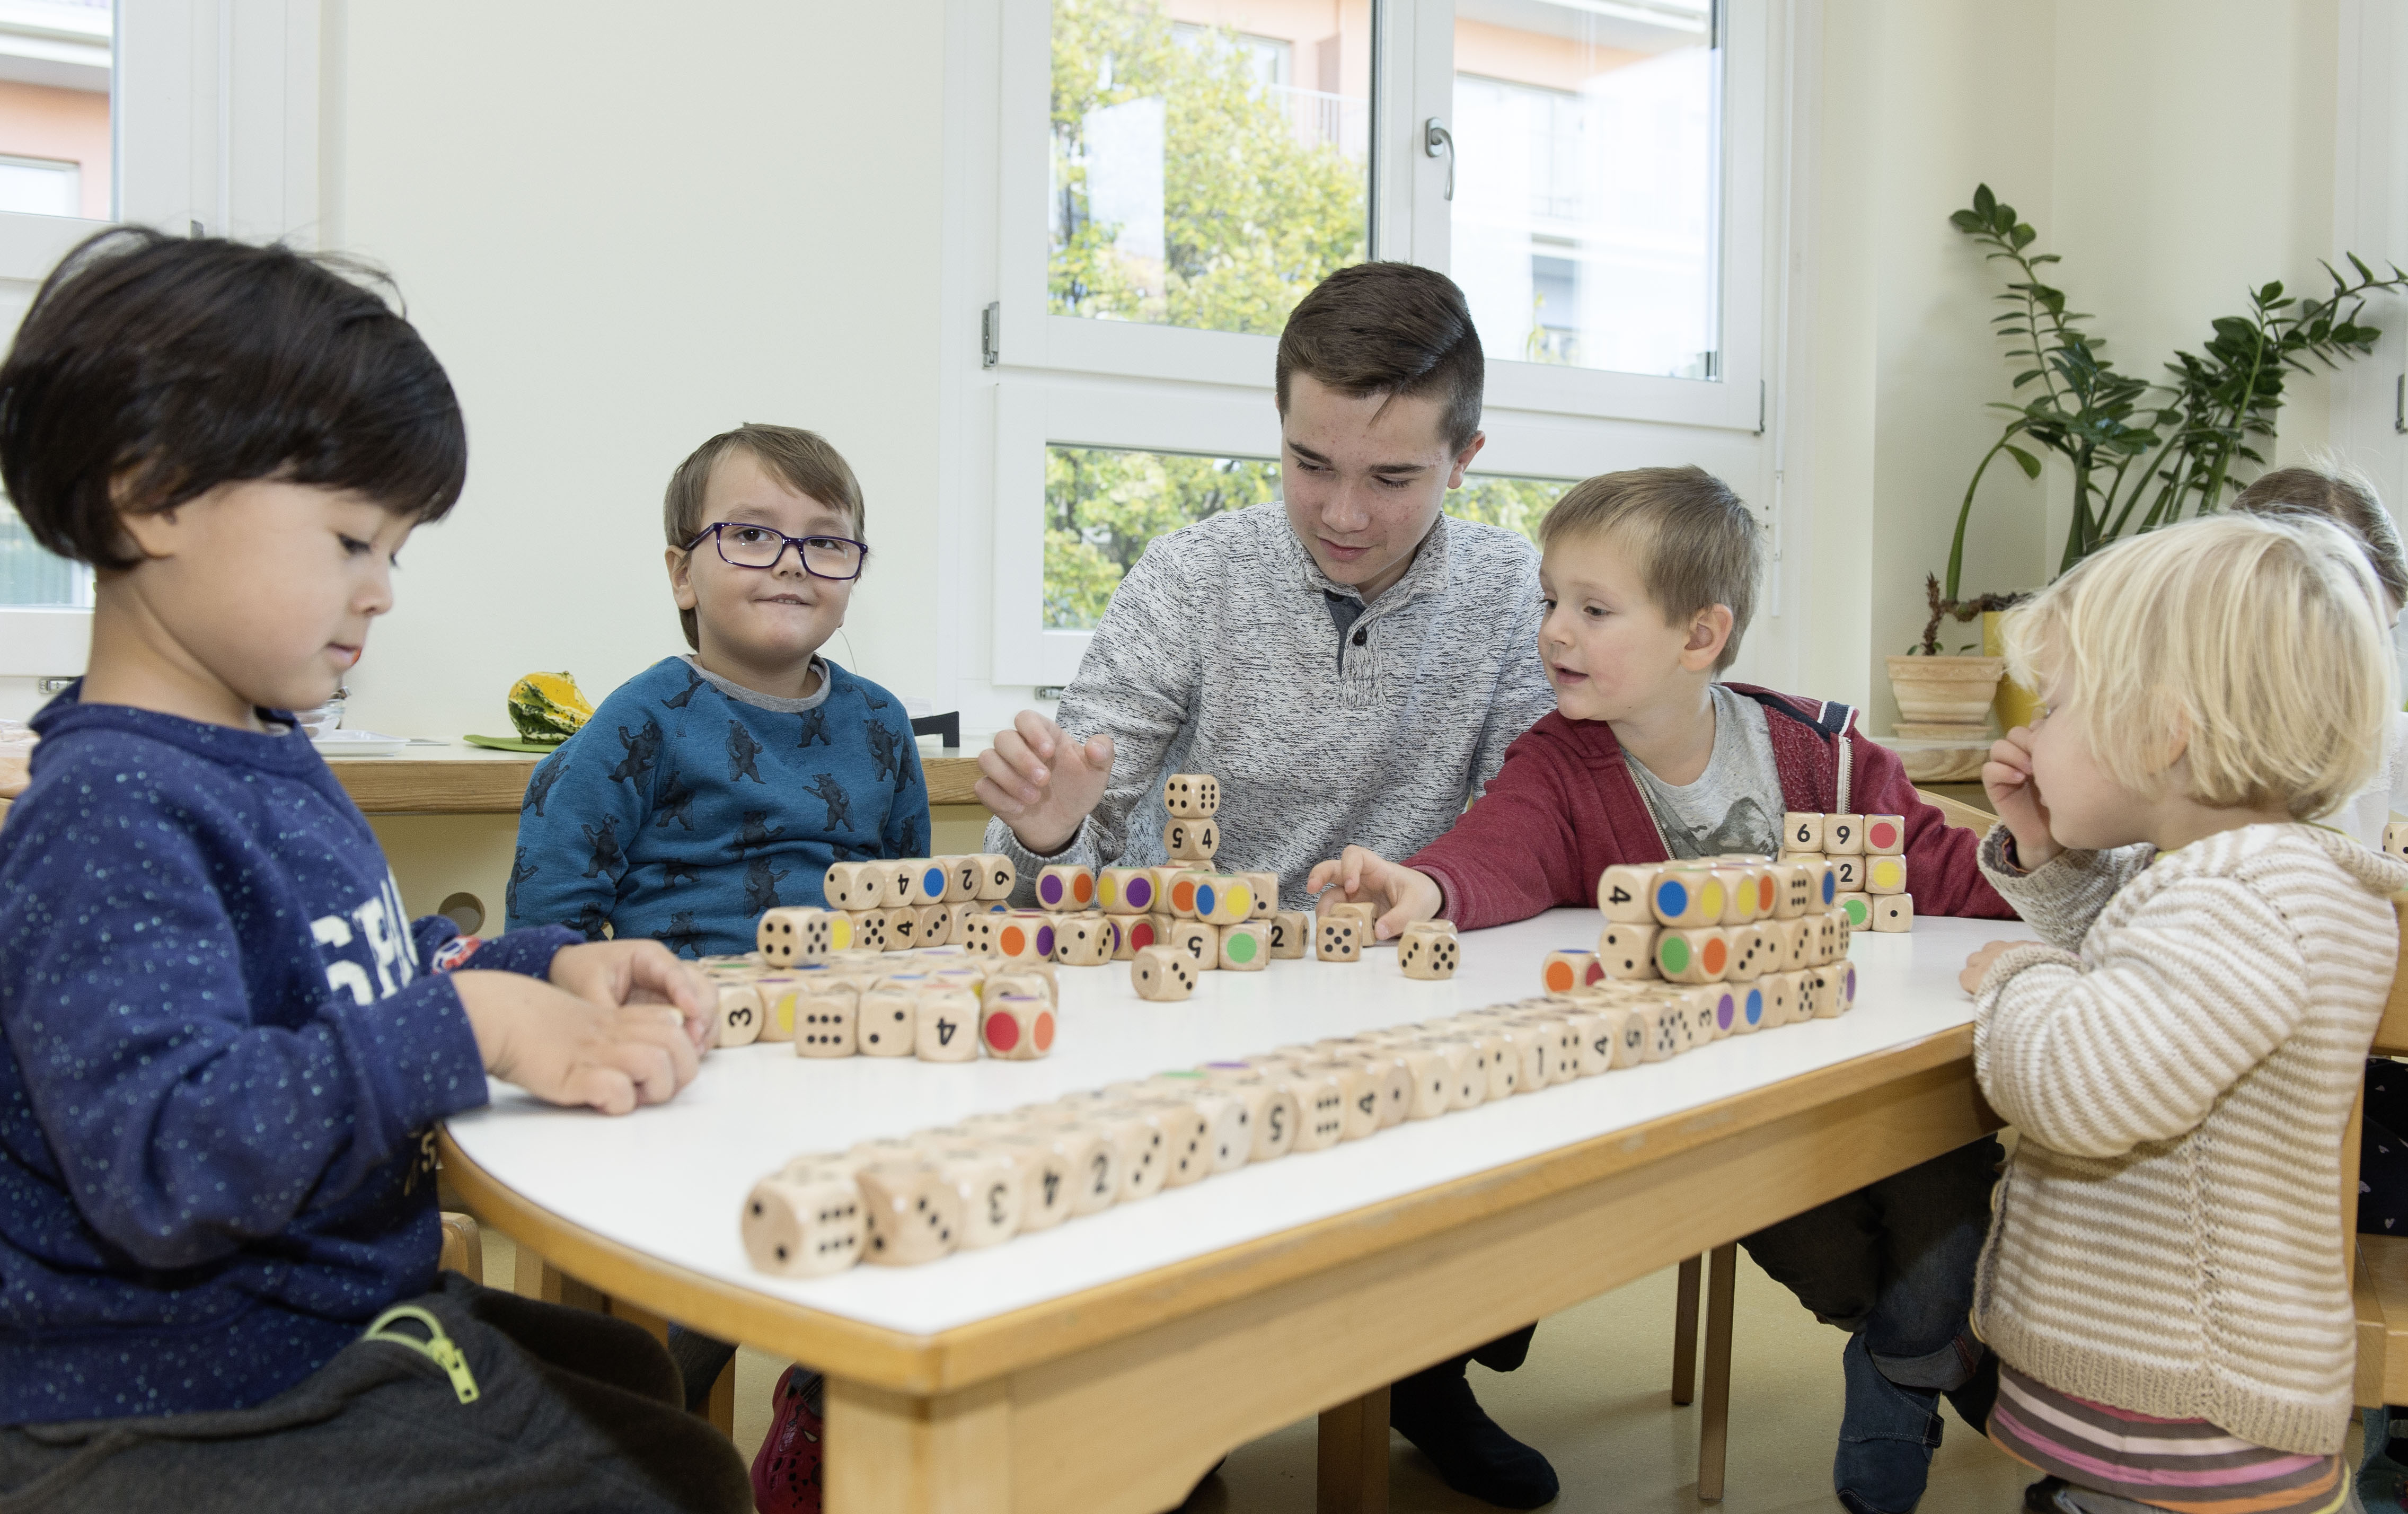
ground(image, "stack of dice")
xmin=736 ymin=954 xmax=1857 ymax=1279
xmin=1118 ymin=774 xmax=1318 ymax=1000
xmin=818 ymin=854 xmax=1018 ymax=950
xmin=699 ymin=918 xmax=1061 ymax=1063
xmin=1777 ymin=812 xmax=1913 ymax=932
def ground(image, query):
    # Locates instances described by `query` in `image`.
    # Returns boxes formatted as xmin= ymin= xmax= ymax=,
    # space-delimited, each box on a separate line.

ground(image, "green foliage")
xmin=1048 ymin=0 xmax=1366 ymax=335
xmin=1449 ymin=476 xmax=1573 ymax=539
xmin=1941 ymin=182 xmax=2408 ymax=602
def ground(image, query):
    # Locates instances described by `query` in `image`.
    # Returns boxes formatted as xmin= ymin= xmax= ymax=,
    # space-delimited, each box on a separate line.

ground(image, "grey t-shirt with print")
xmin=1627 ymin=684 xmax=1784 ymax=859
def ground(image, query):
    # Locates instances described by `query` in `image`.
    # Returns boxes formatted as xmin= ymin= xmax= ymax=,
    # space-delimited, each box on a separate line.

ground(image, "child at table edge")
xmin=506 ymin=422 xmax=930 ymax=960
xmin=1961 ymin=514 xmax=2403 ymax=1514
xmin=1315 ymin=464 xmax=2015 ymax=1514
xmin=0 ymin=229 xmax=746 ymax=1510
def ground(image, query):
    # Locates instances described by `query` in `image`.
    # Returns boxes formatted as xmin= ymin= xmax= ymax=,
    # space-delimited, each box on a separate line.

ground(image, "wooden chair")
xmin=438 ymin=1210 xmax=483 ymax=1284
xmin=2350 ymin=898 xmax=2408 ymax=1413
xmin=1673 ymin=787 xmax=2003 ymax=1502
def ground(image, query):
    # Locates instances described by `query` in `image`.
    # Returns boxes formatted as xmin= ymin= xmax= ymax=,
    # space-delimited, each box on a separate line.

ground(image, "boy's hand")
xmin=547 ymin=939 xmax=715 ymax=1052
xmin=1959 ymin=940 xmax=2021 ymax=996
xmin=452 ymin=970 xmax=701 ymax=1116
xmin=976 ymin=710 xmax=1115 ymax=857
xmin=1307 ymin=846 xmax=1443 ymax=940
xmin=1982 ymin=725 xmax=2062 ymax=870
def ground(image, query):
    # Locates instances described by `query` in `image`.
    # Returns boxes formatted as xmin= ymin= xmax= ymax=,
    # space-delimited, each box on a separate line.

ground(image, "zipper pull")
xmin=363 ymin=1304 xmax=481 ymax=1404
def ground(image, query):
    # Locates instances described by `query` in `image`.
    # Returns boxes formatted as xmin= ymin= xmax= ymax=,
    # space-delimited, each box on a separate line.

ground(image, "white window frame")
xmin=984 ymin=0 xmax=1781 ymax=685
xmin=0 ymin=0 xmax=318 ymax=673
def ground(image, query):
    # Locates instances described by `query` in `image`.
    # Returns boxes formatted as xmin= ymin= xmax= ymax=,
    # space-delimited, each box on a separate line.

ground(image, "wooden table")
xmin=442 ymin=910 xmax=2033 ymax=1514
xmin=323 ymin=743 xmax=986 ymax=814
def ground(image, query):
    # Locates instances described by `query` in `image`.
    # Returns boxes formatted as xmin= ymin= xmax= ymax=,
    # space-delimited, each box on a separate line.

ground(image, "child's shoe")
xmin=1389 ymin=1360 xmax=1558 ymax=1508
xmin=752 ymin=1366 xmax=826 ymax=1514
xmin=1832 ymin=1332 xmax=1942 ymax=1513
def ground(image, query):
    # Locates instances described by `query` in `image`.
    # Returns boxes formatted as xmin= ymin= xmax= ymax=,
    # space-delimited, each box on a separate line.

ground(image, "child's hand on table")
xmin=976 ymin=710 xmax=1116 ymax=857
xmin=1959 ymin=940 xmax=2019 ymax=996
xmin=453 ymin=970 xmax=703 ymax=1116
xmin=1982 ymin=724 xmax=2063 ymax=870
xmin=546 ymin=939 xmax=715 ymax=1052
xmin=1307 ymin=846 xmax=1443 ymax=940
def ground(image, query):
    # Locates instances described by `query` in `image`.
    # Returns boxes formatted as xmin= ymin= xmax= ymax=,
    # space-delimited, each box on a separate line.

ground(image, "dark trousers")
xmin=0 ymin=1273 xmax=752 ymax=1514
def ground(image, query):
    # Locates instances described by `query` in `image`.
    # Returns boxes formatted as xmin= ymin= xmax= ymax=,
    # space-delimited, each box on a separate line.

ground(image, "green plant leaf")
xmin=1972 ymin=183 xmax=1996 ymax=217
xmin=2004 ymin=444 xmax=2043 ymax=478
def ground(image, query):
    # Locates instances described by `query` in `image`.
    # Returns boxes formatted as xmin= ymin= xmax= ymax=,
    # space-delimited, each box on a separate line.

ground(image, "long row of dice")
xmin=737 ymin=964 xmax=1847 ymax=1278
xmin=701 ymin=944 xmax=1062 ymax=1061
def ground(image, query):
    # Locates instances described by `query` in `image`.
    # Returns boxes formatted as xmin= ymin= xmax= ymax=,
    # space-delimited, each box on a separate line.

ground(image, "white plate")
xmin=311 ymin=729 xmax=409 ymax=758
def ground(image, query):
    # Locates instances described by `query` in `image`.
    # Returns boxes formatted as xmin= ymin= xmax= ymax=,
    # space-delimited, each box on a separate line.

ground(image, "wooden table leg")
xmin=1671 ymin=1253 xmax=1703 ymax=1405
xmin=1317 ymin=1384 xmax=1391 ymax=1514
xmin=1698 ymin=1243 xmax=1739 ymax=1503
xmin=825 ymin=1376 xmax=1010 ymax=1514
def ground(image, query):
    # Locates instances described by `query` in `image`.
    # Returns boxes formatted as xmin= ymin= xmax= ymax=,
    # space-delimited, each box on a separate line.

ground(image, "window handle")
xmin=1424 ymin=118 xmax=1454 ymax=202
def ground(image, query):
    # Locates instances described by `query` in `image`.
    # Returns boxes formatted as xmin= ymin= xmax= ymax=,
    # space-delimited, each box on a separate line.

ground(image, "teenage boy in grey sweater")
xmin=977 ymin=262 xmax=1558 ymax=1508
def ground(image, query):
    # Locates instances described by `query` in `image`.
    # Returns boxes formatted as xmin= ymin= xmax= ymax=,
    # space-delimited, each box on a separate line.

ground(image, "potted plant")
xmin=1892 ymin=183 xmax=2407 ymax=736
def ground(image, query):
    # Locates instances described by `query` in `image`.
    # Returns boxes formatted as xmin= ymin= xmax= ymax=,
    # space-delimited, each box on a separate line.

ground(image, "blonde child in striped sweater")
xmin=1960 ymin=513 xmax=2407 ymax=1514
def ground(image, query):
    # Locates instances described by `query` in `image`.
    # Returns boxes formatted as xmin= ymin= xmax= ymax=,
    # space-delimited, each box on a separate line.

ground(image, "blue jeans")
xmin=1741 ymin=1135 xmax=2004 ymax=1513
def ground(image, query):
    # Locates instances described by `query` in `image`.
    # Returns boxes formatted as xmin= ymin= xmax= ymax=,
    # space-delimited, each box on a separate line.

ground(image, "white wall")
xmin=322 ymin=0 xmax=949 ymax=741
xmin=1803 ymin=0 xmax=2363 ymax=732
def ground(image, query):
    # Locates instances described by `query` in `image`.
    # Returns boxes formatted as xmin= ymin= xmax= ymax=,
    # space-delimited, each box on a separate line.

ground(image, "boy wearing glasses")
xmin=508 ymin=422 xmax=929 ymax=959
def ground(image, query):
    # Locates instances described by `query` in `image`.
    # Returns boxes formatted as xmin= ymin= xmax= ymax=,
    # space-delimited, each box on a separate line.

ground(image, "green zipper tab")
xmin=363 ymin=1305 xmax=481 ymax=1404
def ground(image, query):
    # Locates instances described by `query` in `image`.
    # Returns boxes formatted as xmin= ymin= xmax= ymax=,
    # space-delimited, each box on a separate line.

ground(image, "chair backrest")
xmin=1915 ymin=788 xmax=1997 ymax=837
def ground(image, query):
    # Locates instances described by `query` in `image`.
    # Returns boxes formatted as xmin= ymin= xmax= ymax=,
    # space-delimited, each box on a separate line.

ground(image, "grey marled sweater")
xmin=986 ymin=502 xmax=1555 ymax=909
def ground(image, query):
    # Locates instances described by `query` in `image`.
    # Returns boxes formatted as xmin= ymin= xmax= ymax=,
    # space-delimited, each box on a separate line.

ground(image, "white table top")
xmin=444 ymin=909 xmax=2039 ymax=1337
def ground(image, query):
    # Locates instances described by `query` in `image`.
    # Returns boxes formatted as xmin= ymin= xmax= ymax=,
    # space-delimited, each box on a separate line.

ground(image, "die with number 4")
xmin=1163 ymin=818 xmax=1220 ymax=861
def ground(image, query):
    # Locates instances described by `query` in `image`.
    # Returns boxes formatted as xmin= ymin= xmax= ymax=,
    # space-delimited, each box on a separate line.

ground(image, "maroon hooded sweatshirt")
xmin=1408 ymin=683 xmax=2015 ymax=930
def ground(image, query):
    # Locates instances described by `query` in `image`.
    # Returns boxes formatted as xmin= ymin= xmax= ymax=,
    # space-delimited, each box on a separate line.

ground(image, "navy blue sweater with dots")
xmin=0 ymin=689 xmax=580 ymax=1422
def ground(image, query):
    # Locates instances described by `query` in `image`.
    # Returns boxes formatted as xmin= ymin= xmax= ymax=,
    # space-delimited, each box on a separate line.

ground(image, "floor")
xmin=478 ymin=1227 xmax=2047 ymax=1514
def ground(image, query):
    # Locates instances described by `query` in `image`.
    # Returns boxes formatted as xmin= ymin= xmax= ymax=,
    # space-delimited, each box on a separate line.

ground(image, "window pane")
xmin=0 ymin=513 xmax=91 ymax=607
xmin=1451 ymin=0 xmax=1719 ymax=378
xmin=1049 ymin=0 xmax=1371 ymax=338
xmin=1045 ymin=445 xmax=1279 ymax=629
xmin=0 ymin=0 xmax=110 ymax=220
xmin=1451 ymin=473 xmax=1572 ymax=543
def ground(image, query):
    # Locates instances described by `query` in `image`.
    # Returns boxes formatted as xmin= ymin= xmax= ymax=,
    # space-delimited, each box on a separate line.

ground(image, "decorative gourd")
xmin=507 ymin=672 xmax=593 ymax=743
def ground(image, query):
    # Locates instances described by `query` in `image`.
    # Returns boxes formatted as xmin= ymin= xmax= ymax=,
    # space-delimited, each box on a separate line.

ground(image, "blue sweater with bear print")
xmin=507 ymin=655 xmax=930 ymax=958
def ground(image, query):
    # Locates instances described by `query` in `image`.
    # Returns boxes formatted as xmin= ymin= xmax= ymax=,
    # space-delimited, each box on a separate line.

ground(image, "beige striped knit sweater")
xmin=1973 ymin=822 xmax=2407 ymax=1456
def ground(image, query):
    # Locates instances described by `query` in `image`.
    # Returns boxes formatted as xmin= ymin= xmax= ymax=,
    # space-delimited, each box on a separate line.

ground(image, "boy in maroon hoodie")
xmin=1312 ymin=466 xmax=2014 ymax=1514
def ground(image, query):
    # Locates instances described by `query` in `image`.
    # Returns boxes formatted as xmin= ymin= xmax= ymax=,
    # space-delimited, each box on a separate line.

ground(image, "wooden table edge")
xmin=442 ymin=1020 xmax=1979 ymax=1396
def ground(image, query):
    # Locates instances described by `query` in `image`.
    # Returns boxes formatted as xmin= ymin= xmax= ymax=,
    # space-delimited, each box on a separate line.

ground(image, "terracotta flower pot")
xmin=1884 ymin=654 xmax=2007 ymax=730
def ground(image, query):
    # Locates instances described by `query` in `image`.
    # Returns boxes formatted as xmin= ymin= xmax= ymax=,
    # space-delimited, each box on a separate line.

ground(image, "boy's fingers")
xmin=1305 ymin=860 xmax=1338 ymax=892
xmin=1015 ymin=709 xmax=1062 ymax=762
xmin=622 ymin=1010 xmax=702 ymax=1086
xmin=1083 ymin=734 xmax=1115 ymax=771
xmin=567 ymin=1063 xmax=639 ymax=1117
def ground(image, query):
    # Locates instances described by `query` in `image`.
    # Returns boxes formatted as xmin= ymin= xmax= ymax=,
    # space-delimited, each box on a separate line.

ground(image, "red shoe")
xmin=751 ymin=1366 xmax=825 ymax=1514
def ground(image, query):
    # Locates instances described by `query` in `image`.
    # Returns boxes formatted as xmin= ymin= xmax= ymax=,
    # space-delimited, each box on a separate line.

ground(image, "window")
xmin=0 ymin=0 xmax=110 ymax=222
xmin=983 ymin=0 xmax=1779 ymax=686
xmin=1047 ymin=0 xmax=1372 ymax=340
xmin=1450 ymin=0 xmax=1721 ymax=380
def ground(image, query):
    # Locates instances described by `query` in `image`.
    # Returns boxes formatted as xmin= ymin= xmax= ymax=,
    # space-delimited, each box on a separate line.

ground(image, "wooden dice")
xmin=1864 ymin=814 xmax=1906 ymax=855
xmin=1108 ymin=914 xmax=1156 ymax=958
xmin=1649 ymin=868 xmax=1723 ymax=927
xmin=1654 ymin=926 xmax=1728 ymax=983
xmin=1162 ymin=772 xmax=1221 ymax=816
xmin=1596 ymin=864 xmax=1659 ymax=922
xmin=1196 ymin=875 xmax=1253 ymax=926
xmin=1824 ymin=814 xmax=1865 ymax=855
xmin=857 ymin=987 xmax=915 ymax=1056
xmin=1035 ymin=865 xmax=1096 ymax=911
xmin=857 ymin=1162 xmax=962 ymax=1266
xmin=1267 ymin=911 xmax=1311 ymax=958
xmin=1783 ymin=812 xmax=1824 ymax=853
xmin=1539 ymin=948 xmax=1602 ymax=993
xmin=914 ymin=989 xmax=980 ymax=1062
xmin=1051 ymin=914 xmax=1114 ymax=966
xmin=1163 ymin=818 xmax=1220 ymax=861
xmin=1316 ymin=916 xmax=1364 ymax=962
xmin=1864 ymin=853 xmax=1909 ymax=895
xmin=974 ymin=854 xmax=1016 ymax=900
xmin=972 ymin=992 xmax=1050 ymax=1058
xmin=824 ymin=862 xmax=888 ymax=912
xmin=892 ymin=860 xmax=945 ymax=906
xmin=1240 ymin=872 xmax=1280 ymax=920
xmin=2388 ymin=822 xmax=2408 ymax=865
xmin=1724 ymin=923 xmax=1771 ymax=982
xmin=740 ymin=1170 xmax=866 ymax=1277
xmin=1163 ymin=919 xmax=1218 ymax=970
xmin=1398 ymin=925 xmax=1459 ymax=979
xmin=1834 ymin=892 xmax=1871 ymax=930
xmin=712 ymin=982 xmax=765 ymax=1048
xmin=789 ymin=987 xmax=855 ymax=1054
xmin=1099 ymin=867 xmax=1157 ymax=914
xmin=848 ymin=910 xmax=890 ymax=952
xmin=1219 ymin=920 xmax=1270 ymax=971
xmin=1131 ymin=945 xmax=1196 ymax=1000
xmin=1827 ymin=853 xmax=1865 ymax=893
xmin=757 ymin=906 xmax=840 ymax=966
xmin=992 ymin=913 xmax=1055 ymax=963
xmin=1873 ymin=893 xmax=1914 ymax=932
xmin=1588 ymin=917 xmax=1654 ymax=978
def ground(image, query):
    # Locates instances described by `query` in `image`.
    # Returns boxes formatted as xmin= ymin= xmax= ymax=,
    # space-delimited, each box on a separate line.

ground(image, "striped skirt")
xmin=1989 ymin=1364 xmax=2352 ymax=1514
